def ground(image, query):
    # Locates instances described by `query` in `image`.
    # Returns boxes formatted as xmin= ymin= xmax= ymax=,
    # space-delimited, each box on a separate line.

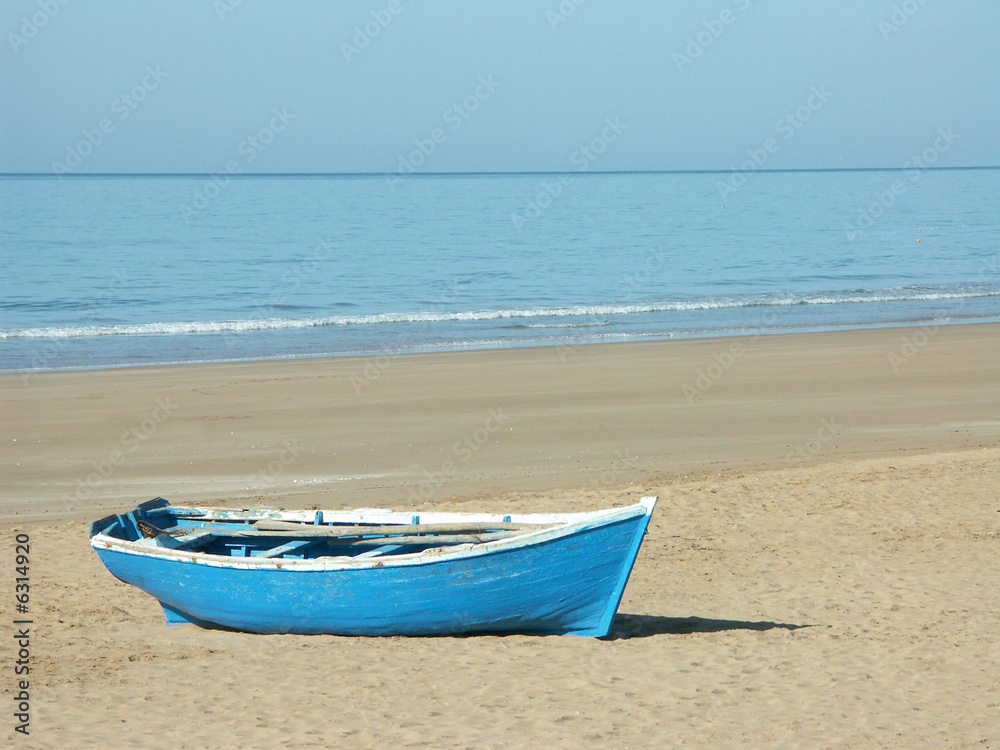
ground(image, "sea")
xmin=2 ymin=169 xmax=999 ymax=374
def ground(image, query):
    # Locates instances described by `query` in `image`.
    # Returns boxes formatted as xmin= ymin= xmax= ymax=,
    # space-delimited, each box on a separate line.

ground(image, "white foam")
xmin=2 ymin=285 xmax=997 ymax=340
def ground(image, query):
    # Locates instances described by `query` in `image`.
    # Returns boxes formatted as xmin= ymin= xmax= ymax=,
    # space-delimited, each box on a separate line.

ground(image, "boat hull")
xmin=91 ymin=499 xmax=655 ymax=637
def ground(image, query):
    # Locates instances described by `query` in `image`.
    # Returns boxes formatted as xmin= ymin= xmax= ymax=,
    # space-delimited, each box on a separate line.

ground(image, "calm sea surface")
xmin=2 ymin=170 xmax=999 ymax=372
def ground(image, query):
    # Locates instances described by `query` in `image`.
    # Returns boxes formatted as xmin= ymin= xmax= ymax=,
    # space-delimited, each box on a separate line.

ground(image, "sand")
xmin=2 ymin=322 xmax=999 ymax=748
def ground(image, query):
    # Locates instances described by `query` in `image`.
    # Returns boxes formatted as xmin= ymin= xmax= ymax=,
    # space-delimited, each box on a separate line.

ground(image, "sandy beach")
xmin=2 ymin=322 xmax=999 ymax=748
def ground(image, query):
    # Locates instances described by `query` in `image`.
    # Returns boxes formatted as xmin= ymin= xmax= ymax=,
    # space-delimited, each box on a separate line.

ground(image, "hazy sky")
xmin=2 ymin=1 xmax=998 ymax=174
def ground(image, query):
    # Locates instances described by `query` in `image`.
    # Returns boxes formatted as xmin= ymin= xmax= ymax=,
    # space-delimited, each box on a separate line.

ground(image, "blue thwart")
xmin=89 ymin=497 xmax=657 ymax=637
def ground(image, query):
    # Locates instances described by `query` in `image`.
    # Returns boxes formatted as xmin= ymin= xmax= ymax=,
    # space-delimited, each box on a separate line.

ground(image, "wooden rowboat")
xmin=89 ymin=496 xmax=656 ymax=637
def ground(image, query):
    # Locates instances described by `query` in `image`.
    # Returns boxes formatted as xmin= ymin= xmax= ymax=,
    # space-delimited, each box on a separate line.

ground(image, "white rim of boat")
xmin=90 ymin=497 xmax=657 ymax=572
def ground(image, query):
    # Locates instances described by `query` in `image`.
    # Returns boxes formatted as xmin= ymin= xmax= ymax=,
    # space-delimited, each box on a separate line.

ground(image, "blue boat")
xmin=89 ymin=496 xmax=656 ymax=637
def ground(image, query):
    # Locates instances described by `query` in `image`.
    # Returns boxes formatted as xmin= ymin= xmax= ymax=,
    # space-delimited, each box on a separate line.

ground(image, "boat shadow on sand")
xmin=604 ymin=614 xmax=814 ymax=640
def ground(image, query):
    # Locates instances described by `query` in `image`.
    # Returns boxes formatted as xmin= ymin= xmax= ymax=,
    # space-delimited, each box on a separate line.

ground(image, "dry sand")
xmin=2 ymin=323 xmax=999 ymax=748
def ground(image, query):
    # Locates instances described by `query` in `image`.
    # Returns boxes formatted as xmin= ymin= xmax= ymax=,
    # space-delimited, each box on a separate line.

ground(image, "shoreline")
xmin=4 ymin=321 xmax=998 ymax=526
xmin=5 ymin=316 xmax=999 ymax=377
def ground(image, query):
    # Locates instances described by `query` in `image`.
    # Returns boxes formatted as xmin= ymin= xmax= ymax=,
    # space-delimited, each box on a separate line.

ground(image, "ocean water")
xmin=1 ymin=169 xmax=999 ymax=373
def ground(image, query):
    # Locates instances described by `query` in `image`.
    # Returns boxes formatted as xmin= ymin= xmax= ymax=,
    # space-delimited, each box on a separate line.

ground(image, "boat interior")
xmin=90 ymin=501 xmax=551 ymax=561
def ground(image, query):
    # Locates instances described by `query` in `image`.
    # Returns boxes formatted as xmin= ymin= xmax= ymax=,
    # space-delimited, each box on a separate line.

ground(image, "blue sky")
xmin=2 ymin=1 xmax=998 ymax=173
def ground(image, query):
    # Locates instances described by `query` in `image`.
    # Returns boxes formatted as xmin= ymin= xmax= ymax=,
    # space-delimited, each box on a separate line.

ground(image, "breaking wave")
xmin=3 ymin=285 xmax=998 ymax=340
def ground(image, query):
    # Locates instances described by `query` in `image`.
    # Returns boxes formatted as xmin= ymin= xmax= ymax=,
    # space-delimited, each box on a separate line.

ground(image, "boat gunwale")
xmin=89 ymin=497 xmax=657 ymax=572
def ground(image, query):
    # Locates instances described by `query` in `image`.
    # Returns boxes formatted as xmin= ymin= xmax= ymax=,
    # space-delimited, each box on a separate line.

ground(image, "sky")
xmin=2 ymin=0 xmax=998 ymax=174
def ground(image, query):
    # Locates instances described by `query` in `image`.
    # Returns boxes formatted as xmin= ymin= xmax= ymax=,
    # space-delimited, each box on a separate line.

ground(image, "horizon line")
xmin=1 ymin=166 xmax=999 ymax=178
